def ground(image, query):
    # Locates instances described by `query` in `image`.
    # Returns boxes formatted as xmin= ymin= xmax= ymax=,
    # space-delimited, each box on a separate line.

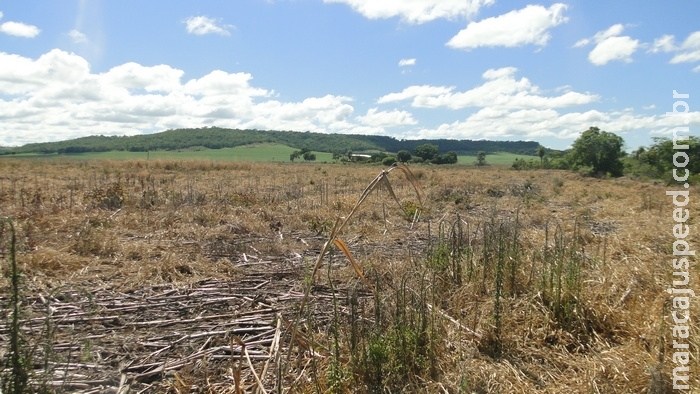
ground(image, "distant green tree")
xmin=568 ymin=127 xmax=625 ymax=176
xmin=476 ymin=151 xmax=487 ymax=166
xmin=397 ymin=150 xmax=412 ymax=163
xmin=290 ymin=151 xmax=301 ymax=161
xmin=537 ymin=145 xmax=546 ymax=166
xmin=433 ymin=151 xmax=458 ymax=164
xmin=303 ymin=151 xmax=316 ymax=161
xmin=446 ymin=151 xmax=458 ymax=164
xmin=414 ymin=144 xmax=439 ymax=161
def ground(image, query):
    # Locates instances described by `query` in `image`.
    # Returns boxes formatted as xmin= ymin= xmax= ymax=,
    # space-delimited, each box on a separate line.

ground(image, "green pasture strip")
xmin=1 ymin=144 xmax=334 ymax=162
xmin=457 ymin=152 xmax=538 ymax=166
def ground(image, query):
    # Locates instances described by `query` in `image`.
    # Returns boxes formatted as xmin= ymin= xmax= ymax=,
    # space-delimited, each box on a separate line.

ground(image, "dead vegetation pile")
xmin=0 ymin=158 xmax=697 ymax=393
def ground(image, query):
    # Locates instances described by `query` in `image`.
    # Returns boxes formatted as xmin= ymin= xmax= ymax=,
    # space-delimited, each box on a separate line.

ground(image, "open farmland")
xmin=0 ymin=158 xmax=697 ymax=393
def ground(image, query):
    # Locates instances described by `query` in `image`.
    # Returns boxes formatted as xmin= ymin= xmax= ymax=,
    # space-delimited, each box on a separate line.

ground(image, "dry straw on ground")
xmin=0 ymin=158 xmax=697 ymax=393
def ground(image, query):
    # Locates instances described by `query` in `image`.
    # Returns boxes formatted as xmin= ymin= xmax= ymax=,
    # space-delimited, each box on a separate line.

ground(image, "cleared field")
xmin=0 ymin=159 xmax=695 ymax=393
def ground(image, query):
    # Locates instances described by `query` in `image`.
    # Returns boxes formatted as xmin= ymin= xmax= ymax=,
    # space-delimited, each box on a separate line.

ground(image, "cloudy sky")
xmin=0 ymin=1 xmax=698 ymax=150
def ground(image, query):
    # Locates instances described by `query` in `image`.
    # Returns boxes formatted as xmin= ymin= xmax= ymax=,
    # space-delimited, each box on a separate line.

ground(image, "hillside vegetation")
xmin=1 ymin=127 xmax=539 ymax=156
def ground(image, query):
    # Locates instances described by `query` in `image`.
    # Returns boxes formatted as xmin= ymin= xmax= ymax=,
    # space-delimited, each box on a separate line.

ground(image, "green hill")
xmin=2 ymin=127 xmax=540 ymax=156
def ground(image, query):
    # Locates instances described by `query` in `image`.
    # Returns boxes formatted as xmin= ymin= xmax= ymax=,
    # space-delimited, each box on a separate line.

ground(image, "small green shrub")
xmin=382 ymin=156 xmax=397 ymax=166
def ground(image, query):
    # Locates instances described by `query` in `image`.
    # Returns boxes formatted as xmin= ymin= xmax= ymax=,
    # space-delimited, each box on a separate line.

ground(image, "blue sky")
xmin=0 ymin=1 xmax=698 ymax=150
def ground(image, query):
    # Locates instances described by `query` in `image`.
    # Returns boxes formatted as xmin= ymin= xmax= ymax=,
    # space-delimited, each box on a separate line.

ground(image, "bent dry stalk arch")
xmin=286 ymin=164 xmax=424 ymax=362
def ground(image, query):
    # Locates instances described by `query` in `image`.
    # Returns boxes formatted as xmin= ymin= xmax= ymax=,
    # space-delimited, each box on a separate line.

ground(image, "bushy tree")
xmin=303 ymin=151 xmax=316 ymax=161
xmin=433 ymin=151 xmax=458 ymax=164
xmin=397 ymin=150 xmax=412 ymax=163
xmin=382 ymin=156 xmax=397 ymax=166
xmin=568 ymin=127 xmax=625 ymax=177
xmin=414 ymin=144 xmax=439 ymax=161
xmin=476 ymin=151 xmax=487 ymax=166
xmin=291 ymin=147 xmax=315 ymax=161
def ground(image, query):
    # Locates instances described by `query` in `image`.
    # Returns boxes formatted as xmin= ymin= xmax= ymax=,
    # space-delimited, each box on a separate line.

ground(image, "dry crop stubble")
xmin=0 ymin=158 xmax=697 ymax=393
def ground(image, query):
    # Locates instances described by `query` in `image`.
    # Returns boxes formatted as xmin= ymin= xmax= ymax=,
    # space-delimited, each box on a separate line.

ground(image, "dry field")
xmin=0 ymin=158 xmax=697 ymax=393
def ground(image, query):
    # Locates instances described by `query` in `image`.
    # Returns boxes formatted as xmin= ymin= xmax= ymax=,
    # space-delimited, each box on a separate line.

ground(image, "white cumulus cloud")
xmin=2 ymin=48 xmax=696 ymax=149
xmin=356 ymin=108 xmax=417 ymax=127
xmin=398 ymin=58 xmax=416 ymax=67
xmin=0 ymin=49 xmax=377 ymax=146
xmin=184 ymin=70 xmax=269 ymax=98
xmin=575 ymin=24 xmax=640 ymax=65
xmin=648 ymin=31 xmax=700 ymax=66
xmin=69 ymin=29 xmax=88 ymax=43
xmin=446 ymin=3 xmax=568 ymax=50
xmin=104 ymin=62 xmax=185 ymax=93
xmin=374 ymin=66 xmax=668 ymax=144
xmin=242 ymin=95 xmax=356 ymax=133
xmin=0 ymin=20 xmax=41 ymax=38
xmin=0 ymin=49 xmax=92 ymax=95
xmin=649 ymin=34 xmax=675 ymax=53
xmin=323 ymin=0 xmax=494 ymax=24
xmin=403 ymin=107 xmax=700 ymax=143
xmin=183 ymin=16 xmax=232 ymax=36
xmin=378 ymin=85 xmax=454 ymax=104
xmin=378 ymin=67 xmax=598 ymax=110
